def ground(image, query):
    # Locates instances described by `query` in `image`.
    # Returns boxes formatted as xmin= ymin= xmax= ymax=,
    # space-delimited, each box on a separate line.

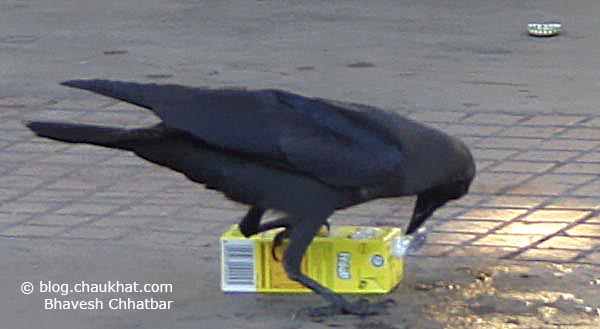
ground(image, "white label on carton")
xmin=221 ymin=239 xmax=257 ymax=292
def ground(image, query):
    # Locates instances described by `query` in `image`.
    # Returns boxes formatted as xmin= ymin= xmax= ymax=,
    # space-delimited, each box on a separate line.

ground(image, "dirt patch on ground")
xmin=275 ymin=257 xmax=600 ymax=329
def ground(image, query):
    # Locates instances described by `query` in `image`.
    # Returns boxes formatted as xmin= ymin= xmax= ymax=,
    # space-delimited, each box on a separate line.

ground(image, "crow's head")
xmin=441 ymin=135 xmax=476 ymax=200
xmin=405 ymin=137 xmax=475 ymax=234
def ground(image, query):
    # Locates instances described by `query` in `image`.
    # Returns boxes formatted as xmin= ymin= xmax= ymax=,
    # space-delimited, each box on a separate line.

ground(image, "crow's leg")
xmin=239 ymin=209 xmax=295 ymax=257
xmin=284 ymin=212 xmax=395 ymax=317
xmin=239 ymin=209 xmax=329 ymax=261
xmin=247 ymin=216 xmax=293 ymax=261
xmin=271 ymin=229 xmax=290 ymax=261
xmin=271 ymin=220 xmax=331 ymax=261
xmin=238 ymin=206 xmax=266 ymax=237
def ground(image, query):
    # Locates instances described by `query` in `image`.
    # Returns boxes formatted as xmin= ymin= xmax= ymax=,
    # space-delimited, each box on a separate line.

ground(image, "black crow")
xmin=27 ymin=80 xmax=475 ymax=316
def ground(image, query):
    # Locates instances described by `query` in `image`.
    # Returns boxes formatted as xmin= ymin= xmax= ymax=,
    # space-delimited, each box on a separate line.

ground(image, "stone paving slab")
xmin=1 ymin=99 xmax=598 ymax=266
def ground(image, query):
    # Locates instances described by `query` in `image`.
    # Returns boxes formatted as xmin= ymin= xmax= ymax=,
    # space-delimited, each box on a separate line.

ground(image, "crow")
xmin=27 ymin=80 xmax=475 ymax=316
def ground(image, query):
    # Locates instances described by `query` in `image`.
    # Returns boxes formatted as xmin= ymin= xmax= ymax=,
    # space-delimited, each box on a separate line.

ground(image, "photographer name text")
xmin=45 ymin=297 xmax=172 ymax=310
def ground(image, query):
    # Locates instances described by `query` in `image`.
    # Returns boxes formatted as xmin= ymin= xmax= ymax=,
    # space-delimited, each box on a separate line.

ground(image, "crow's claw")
xmin=295 ymin=298 xmax=396 ymax=318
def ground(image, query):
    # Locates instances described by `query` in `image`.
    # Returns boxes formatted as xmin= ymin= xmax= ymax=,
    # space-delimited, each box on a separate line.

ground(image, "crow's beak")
xmin=405 ymin=193 xmax=447 ymax=234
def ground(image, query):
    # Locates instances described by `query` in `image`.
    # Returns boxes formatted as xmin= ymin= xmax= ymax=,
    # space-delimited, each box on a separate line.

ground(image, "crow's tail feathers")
xmin=61 ymin=79 xmax=182 ymax=111
xmin=26 ymin=121 xmax=132 ymax=149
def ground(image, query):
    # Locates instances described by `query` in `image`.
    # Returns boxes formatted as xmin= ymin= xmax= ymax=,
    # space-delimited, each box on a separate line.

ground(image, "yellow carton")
xmin=220 ymin=225 xmax=405 ymax=294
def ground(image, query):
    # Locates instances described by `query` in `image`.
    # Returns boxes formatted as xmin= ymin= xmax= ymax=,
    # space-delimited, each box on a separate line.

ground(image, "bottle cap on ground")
xmin=528 ymin=22 xmax=562 ymax=37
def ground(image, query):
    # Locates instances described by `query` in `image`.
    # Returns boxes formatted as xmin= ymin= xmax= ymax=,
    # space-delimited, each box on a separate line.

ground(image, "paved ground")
xmin=1 ymin=1 xmax=599 ymax=328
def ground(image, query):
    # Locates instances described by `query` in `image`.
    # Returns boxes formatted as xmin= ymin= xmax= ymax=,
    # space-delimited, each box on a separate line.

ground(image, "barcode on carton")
xmin=222 ymin=239 xmax=256 ymax=292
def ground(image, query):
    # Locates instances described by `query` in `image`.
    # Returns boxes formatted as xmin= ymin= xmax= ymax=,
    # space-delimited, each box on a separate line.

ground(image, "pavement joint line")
xmin=0 ymin=152 xmax=125 ymax=233
xmin=497 ymin=199 xmax=599 ymax=260
xmin=0 ymin=133 xmax=44 ymax=153
xmin=437 ymin=108 xmax=597 ymax=119
xmin=433 ymin=241 xmax=586 ymax=253
xmin=477 ymin=127 xmax=593 ymax=169
xmin=480 ymin=141 xmax=591 ymax=192
xmin=0 ymin=160 xmax=88 ymax=216
xmin=571 ymin=221 xmax=600 ymax=262
xmin=480 ymin=166 xmax=561 ymax=176
xmin=49 ymin=197 xmax=159 ymax=235
xmin=480 ymin=159 xmax=598 ymax=169
xmin=408 ymin=254 xmax=600 ymax=267
xmin=46 ymin=176 xmax=189 ymax=239
xmin=444 ymin=122 xmax=596 ymax=129
xmin=579 ymin=115 xmax=600 ymax=126
xmin=0 ymin=233 xmax=126 ymax=242
xmin=50 ymin=174 xmax=184 ymax=228
xmin=450 ymin=111 xmax=477 ymax=123
xmin=12 ymin=199 xmax=133 ymax=240
xmin=98 ymin=99 xmax=125 ymax=109
xmin=473 ymin=145 xmax=599 ymax=151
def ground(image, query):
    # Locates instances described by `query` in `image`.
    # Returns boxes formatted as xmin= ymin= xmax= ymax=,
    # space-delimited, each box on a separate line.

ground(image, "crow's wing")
xmin=61 ymin=79 xmax=405 ymax=187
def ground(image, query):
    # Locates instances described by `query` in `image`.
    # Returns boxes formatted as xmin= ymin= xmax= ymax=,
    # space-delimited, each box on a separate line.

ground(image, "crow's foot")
xmin=295 ymin=298 xmax=396 ymax=318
